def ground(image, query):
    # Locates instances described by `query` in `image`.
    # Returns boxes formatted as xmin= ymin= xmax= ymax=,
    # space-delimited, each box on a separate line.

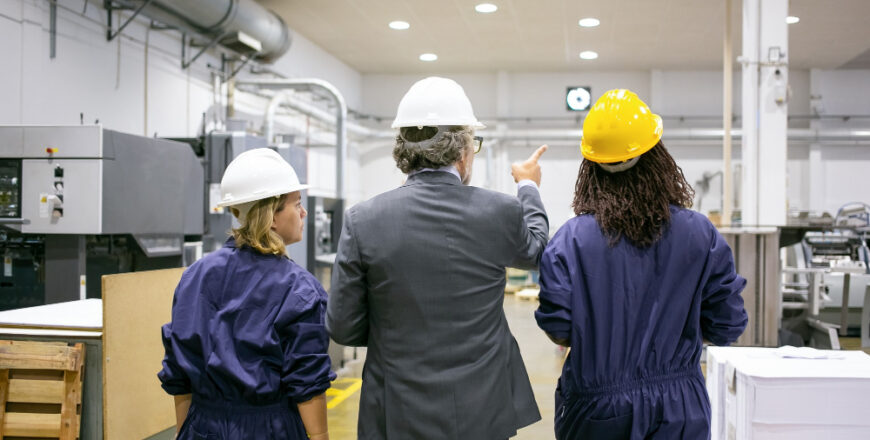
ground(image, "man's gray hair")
xmin=393 ymin=126 xmax=473 ymax=174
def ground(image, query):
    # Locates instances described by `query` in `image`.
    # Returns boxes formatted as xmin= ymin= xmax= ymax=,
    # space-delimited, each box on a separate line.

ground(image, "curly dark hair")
xmin=393 ymin=126 xmax=472 ymax=174
xmin=572 ymin=141 xmax=695 ymax=248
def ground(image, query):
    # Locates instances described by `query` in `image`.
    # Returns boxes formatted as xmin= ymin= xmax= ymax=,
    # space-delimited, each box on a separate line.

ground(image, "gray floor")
xmin=152 ymin=296 xmax=870 ymax=439
xmin=326 ymin=294 xmax=563 ymax=439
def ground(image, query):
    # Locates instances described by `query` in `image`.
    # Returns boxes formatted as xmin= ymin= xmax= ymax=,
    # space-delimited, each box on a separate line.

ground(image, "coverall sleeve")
xmin=158 ymin=276 xmax=193 ymax=395
xmin=275 ymin=276 xmax=336 ymax=403
xmin=535 ymin=236 xmax=574 ymax=341
xmin=326 ymin=210 xmax=370 ymax=346
xmin=700 ymin=230 xmax=748 ymax=346
xmin=509 ymin=185 xmax=550 ymax=269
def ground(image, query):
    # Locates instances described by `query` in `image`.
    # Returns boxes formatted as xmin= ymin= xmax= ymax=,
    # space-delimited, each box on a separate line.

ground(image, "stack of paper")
xmin=707 ymin=346 xmax=870 ymax=440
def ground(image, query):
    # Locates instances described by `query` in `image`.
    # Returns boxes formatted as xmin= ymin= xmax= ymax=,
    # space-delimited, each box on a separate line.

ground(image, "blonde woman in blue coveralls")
xmin=159 ymin=148 xmax=335 ymax=440
xmin=536 ymin=90 xmax=748 ymax=440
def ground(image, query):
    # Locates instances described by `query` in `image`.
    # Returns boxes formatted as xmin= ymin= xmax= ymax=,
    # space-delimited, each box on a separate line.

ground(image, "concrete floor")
xmin=325 ymin=294 xmax=563 ymax=439
xmin=147 ymin=294 xmax=870 ymax=440
xmin=322 ymin=295 xmax=870 ymax=439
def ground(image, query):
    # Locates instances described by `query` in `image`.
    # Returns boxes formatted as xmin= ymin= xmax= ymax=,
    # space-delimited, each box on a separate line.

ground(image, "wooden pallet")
xmin=0 ymin=340 xmax=84 ymax=439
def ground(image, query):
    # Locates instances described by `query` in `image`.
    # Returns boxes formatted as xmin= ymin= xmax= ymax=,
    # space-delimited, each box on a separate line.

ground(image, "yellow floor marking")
xmin=326 ymin=378 xmax=363 ymax=410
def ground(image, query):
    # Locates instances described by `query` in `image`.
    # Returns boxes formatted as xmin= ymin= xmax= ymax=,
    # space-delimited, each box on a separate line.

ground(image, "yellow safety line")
xmin=326 ymin=378 xmax=363 ymax=409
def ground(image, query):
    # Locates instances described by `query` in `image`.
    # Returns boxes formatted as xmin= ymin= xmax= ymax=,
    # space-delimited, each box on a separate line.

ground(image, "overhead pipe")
xmin=113 ymin=0 xmax=291 ymax=62
xmin=237 ymin=78 xmax=348 ymax=199
xmin=320 ymin=124 xmax=870 ymax=150
xmin=258 ymin=91 xmax=391 ymax=140
xmin=478 ymin=128 xmax=870 ymax=143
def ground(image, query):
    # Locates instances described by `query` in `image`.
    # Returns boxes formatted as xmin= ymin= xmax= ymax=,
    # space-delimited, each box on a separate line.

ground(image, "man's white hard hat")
xmin=391 ymin=77 xmax=485 ymax=129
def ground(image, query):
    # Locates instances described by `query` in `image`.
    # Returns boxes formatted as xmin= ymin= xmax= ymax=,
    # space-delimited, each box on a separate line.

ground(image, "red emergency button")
xmin=46 ymin=147 xmax=58 ymax=154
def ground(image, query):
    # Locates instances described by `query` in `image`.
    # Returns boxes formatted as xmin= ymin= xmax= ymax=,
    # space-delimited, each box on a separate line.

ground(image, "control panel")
xmin=0 ymin=160 xmax=21 ymax=219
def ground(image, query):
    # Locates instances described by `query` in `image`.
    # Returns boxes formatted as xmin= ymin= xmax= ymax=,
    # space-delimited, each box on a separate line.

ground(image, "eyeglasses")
xmin=473 ymin=136 xmax=484 ymax=154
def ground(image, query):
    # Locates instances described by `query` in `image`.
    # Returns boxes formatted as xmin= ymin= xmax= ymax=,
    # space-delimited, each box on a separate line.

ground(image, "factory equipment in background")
xmin=307 ymin=196 xmax=343 ymax=285
xmin=306 ymin=196 xmax=345 ymax=370
xmin=0 ymin=125 xmax=203 ymax=309
xmin=780 ymin=204 xmax=870 ymax=347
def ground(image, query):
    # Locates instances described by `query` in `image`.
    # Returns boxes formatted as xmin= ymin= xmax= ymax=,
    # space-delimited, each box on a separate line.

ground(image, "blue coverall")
xmin=535 ymin=207 xmax=747 ymax=440
xmin=159 ymin=238 xmax=335 ymax=439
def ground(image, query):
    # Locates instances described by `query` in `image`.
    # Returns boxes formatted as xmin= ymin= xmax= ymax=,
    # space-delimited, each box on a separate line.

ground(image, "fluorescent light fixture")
xmin=786 ymin=16 xmax=800 ymax=24
xmin=475 ymin=3 xmax=498 ymax=13
xmin=389 ymin=21 xmax=410 ymax=30
xmin=578 ymin=17 xmax=600 ymax=28
xmin=419 ymin=53 xmax=438 ymax=62
xmin=579 ymin=51 xmax=598 ymax=60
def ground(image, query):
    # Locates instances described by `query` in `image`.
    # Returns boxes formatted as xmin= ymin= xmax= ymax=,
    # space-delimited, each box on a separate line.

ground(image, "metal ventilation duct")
xmin=113 ymin=0 xmax=291 ymax=62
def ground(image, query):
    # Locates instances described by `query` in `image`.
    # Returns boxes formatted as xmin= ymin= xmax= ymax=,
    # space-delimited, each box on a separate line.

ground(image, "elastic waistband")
xmin=191 ymin=395 xmax=289 ymax=414
xmin=574 ymin=366 xmax=701 ymax=398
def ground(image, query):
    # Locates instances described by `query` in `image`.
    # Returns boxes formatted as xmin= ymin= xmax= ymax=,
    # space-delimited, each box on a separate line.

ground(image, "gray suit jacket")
xmin=327 ymin=171 xmax=549 ymax=439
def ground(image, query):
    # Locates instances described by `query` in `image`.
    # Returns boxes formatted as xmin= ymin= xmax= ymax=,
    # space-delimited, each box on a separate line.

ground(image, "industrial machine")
xmin=780 ymin=204 xmax=870 ymax=346
xmin=307 ymin=196 xmax=343 ymax=283
xmin=0 ymin=125 xmax=203 ymax=309
xmin=306 ymin=196 xmax=345 ymax=370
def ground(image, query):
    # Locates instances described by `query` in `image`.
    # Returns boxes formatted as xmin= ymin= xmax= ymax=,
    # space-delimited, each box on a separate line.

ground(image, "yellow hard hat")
xmin=580 ymin=89 xmax=663 ymax=163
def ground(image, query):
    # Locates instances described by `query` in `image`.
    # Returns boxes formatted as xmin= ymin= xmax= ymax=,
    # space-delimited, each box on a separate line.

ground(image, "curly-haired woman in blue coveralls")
xmin=159 ymin=148 xmax=335 ymax=440
xmin=535 ymin=90 xmax=748 ymax=440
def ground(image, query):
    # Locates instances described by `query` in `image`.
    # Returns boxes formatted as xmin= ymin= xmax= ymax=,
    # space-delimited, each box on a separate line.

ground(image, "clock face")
xmin=566 ymin=87 xmax=592 ymax=111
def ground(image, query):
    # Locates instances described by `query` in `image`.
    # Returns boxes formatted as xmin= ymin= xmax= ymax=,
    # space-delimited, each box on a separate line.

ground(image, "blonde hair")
xmin=231 ymin=194 xmax=289 ymax=256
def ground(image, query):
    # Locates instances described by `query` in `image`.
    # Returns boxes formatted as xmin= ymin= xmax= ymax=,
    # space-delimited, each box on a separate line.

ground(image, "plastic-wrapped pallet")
xmin=711 ymin=346 xmax=870 ymax=440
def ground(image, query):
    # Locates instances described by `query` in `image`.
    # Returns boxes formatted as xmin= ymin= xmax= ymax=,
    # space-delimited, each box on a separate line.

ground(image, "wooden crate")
xmin=0 ymin=340 xmax=85 ymax=439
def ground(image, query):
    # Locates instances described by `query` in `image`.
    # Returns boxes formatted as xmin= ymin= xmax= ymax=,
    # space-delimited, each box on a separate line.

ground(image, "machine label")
xmin=209 ymin=183 xmax=224 ymax=214
xmin=3 ymin=256 xmax=10 ymax=277
xmin=39 ymin=193 xmax=49 ymax=218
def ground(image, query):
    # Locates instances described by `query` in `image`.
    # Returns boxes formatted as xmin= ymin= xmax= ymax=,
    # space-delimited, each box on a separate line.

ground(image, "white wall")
xmin=0 ymin=0 xmax=363 ymax=201
xmin=357 ymin=69 xmax=869 ymax=231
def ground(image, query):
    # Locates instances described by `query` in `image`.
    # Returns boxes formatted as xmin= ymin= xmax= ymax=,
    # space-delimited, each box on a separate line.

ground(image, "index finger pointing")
xmin=527 ymin=144 xmax=548 ymax=162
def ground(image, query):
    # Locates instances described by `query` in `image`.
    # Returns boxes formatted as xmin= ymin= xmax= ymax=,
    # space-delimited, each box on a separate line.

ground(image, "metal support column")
xmin=741 ymin=0 xmax=789 ymax=227
xmin=722 ymin=0 xmax=733 ymax=225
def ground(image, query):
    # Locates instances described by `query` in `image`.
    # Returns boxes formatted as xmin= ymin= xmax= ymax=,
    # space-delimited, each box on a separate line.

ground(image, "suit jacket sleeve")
xmin=509 ymin=185 xmax=549 ymax=269
xmin=327 ymin=209 xmax=370 ymax=346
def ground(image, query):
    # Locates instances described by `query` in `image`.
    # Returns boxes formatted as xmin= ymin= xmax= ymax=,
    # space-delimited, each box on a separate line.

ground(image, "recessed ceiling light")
xmin=578 ymin=17 xmax=600 ymax=28
xmin=579 ymin=51 xmax=598 ymax=60
xmin=419 ymin=53 xmax=438 ymax=62
xmin=389 ymin=21 xmax=410 ymax=30
xmin=786 ymin=16 xmax=800 ymax=24
xmin=475 ymin=3 xmax=498 ymax=13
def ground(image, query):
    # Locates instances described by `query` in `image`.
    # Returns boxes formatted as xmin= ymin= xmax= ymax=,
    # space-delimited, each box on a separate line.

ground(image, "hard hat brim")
xmin=216 ymin=183 xmax=311 ymax=208
xmin=391 ymin=120 xmax=485 ymax=129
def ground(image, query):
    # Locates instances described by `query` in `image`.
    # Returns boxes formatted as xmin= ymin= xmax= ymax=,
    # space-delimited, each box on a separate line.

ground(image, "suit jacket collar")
xmin=403 ymin=170 xmax=462 ymax=187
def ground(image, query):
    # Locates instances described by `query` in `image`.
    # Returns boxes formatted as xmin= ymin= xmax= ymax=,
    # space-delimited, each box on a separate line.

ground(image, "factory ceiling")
xmin=255 ymin=0 xmax=870 ymax=73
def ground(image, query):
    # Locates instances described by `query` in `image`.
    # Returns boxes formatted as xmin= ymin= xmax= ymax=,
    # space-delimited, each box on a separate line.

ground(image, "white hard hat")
xmin=391 ymin=77 xmax=485 ymax=129
xmin=218 ymin=148 xmax=309 ymax=209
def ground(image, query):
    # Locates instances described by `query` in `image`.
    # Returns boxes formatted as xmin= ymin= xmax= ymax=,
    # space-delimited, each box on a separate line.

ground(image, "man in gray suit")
xmin=327 ymin=77 xmax=549 ymax=439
